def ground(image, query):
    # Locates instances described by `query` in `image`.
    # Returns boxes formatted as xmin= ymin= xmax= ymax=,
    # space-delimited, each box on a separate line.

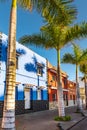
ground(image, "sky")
xmin=0 ymin=0 xmax=87 ymax=81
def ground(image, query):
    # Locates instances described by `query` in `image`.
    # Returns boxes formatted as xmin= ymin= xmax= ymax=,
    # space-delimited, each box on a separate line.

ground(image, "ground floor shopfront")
xmin=48 ymin=87 xmax=76 ymax=110
xmin=0 ymin=83 xmax=49 ymax=117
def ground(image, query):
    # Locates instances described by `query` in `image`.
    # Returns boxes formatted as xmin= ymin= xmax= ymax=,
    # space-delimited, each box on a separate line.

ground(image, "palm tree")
xmin=80 ymin=64 xmax=87 ymax=109
xmin=62 ymin=44 xmax=87 ymax=112
xmin=1 ymin=0 xmax=76 ymax=129
xmin=19 ymin=15 xmax=87 ymax=117
xmin=1 ymin=0 xmax=32 ymax=129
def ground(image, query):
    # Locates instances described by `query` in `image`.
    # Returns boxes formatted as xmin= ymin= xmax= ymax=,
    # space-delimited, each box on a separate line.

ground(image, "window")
xmin=73 ymin=95 xmax=75 ymax=104
xmin=63 ymin=94 xmax=68 ymax=100
xmin=37 ymin=90 xmax=41 ymax=100
xmin=16 ymin=53 xmax=20 ymax=69
xmin=64 ymin=79 xmax=67 ymax=86
xmin=37 ymin=63 xmax=43 ymax=77
xmin=52 ymin=94 xmax=56 ymax=101
xmin=70 ymin=95 xmax=72 ymax=100
xmin=0 ymin=42 xmax=2 ymax=61
xmin=0 ymin=39 xmax=2 ymax=43
xmin=15 ymin=86 xmax=18 ymax=100
xmin=73 ymin=95 xmax=75 ymax=100
xmin=16 ymin=56 xmax=18 ymax=69
xmin=63 ymin=94 xmax=66 ymax=100
xmin=0 ymin=33 xmax=2 ymax=39
xmin=52 ymin=75 xmax=56 ymax=81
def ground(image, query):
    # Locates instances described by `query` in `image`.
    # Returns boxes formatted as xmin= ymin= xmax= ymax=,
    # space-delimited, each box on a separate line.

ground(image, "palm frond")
xmin=61 ymin=53 xmax=75 ymax=64
xmin=17 ymin=0 xmax=77 ymax=25
xmin=79 ymin=49 xmax=87 ymax=64
xmin=19 ymin=34 xmax=45 ymax=46
xmin=64 ymin=22 xmax=87 ymax=43
xmin=43 ymin=0 xmax=77 ymax=25
xmin=20 ymin=20 xmax=87 ymax=51
xmin=72 ymin=43 xmax=82 ymax=62
xmin=62 ymin=44 xmax=87 ymax=68
xmin=80 ymin=64 xmax=87 ymax=75
xmin=19 ymin=33 xmax=55 ymax=49
xmin=17 ymin=0 xmax=32 ymax=10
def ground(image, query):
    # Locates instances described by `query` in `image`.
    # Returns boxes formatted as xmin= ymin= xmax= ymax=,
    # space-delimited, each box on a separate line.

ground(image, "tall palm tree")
xmin=1 ymin=0 xmax=76 ymax=129
xmin=80 ymin=64 xmax=87 ymax=109
xmin=62 ymin=44 xmax=87 ymax=112
xmin=19 ymin=19 xmax=87 ymax=117
xmin=1 ymin=0 xmax=32 ymax=129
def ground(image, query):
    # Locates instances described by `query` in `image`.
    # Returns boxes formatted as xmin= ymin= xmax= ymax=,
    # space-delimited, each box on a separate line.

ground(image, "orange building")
xmin=67 ymin=80 xmax=76 ymax=106
xmin=47 ymin=61 xmax=76 ymax=109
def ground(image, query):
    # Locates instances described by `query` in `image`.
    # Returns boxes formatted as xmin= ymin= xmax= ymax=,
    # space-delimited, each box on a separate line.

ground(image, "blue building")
xmin=0 ymin=32 xmax=48 ymax=116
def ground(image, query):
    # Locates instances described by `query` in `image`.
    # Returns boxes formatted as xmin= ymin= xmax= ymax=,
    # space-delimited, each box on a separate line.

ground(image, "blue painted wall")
xmin=42 ymin=90 xmax=48 ymax=100
xmin=0 ymin=33 xmax=48 ymax=101
xmin=31 ymin=89 xmax=37 ymax=100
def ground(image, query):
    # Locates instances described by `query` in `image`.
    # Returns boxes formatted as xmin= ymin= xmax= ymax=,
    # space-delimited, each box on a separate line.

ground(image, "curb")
xmin=57 ymin=117 xmax=86 ymax=130
xmin=66 ymin=117 xmax=86 ymax=130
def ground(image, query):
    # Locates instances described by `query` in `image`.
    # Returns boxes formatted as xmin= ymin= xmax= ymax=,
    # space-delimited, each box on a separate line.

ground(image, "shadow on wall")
xmin=1 ymin=44 xmax=7 ymax=62
xmin=25 ymin=63 xmax=37 ymax=72
xmin=16 ymin=48 xmax=26 ymax=55
xmin=0 ymin=45 xmax=26 ymax=62
xmin=24 ymin=55 xmax=45 ymax=74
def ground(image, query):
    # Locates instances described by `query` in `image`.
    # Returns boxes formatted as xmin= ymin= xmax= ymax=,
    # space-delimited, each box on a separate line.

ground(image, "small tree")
xmin=62 ymin=44 xmax=87 ymax=112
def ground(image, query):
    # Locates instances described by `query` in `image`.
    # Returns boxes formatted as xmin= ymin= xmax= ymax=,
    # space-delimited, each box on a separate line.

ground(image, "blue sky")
xmin=0 ymin=0 xmax=87 ymax=80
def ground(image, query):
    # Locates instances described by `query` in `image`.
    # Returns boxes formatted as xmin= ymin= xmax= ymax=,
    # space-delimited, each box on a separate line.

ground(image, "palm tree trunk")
xmin=57 ymin=49 xmax=65 ymax=117
xmin=84 ymin=76 xmax=87 ymax=109
xmin=76 ymin=65 xmax=82 ymax=112
xmin=1 ymin=0 xmax=17 ymax=129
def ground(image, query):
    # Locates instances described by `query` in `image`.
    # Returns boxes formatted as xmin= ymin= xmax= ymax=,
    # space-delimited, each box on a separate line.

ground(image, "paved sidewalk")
xmin=0 ymin=107 xmax=87 ymax=130
xmin=0 ymin=110 xmax=59 ymax=130
xmin=58 ymin=112 xmax=85 ymax=130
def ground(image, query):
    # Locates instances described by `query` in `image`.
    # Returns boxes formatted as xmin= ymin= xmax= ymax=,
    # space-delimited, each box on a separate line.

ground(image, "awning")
xmin=16 ymin=82 xmax=21 ymax=85
xmin=23 ymin=83 xmax=35 ymax=88
xmin=63 ymin=89 xmax=69 ymax=92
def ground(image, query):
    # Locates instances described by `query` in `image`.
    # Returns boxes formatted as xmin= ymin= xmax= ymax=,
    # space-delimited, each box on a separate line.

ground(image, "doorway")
xmin=24 ymin=88 xmax=31 ymax=109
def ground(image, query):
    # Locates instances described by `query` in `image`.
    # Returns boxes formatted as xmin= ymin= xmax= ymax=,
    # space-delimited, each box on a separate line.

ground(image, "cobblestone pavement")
xmin=16 ymin=110 xmax=60 ymax=130
xmin=0 ymin=110 xmax=59 ymax=130
xmin=0 ymin=107 xmax=87 ymax=130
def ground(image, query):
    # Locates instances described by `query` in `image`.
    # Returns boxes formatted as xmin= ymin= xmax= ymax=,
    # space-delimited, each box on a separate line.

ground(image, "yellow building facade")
xmin=79 ymin=77 xmax=85 ymax=104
